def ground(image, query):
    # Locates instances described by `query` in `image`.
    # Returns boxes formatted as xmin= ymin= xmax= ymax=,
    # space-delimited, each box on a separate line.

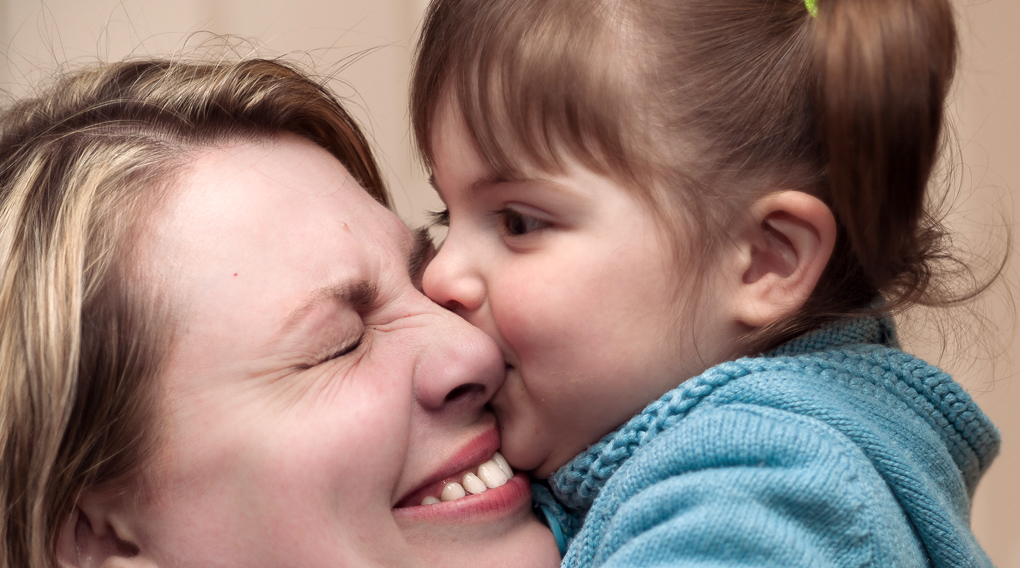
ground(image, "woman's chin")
xmin=396 ymin=489 xmax=560 ymax=567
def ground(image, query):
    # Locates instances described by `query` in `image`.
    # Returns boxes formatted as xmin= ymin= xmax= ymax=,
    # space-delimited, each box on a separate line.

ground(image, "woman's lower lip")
xmin=392 ymin=472 xmax=531 ymax=523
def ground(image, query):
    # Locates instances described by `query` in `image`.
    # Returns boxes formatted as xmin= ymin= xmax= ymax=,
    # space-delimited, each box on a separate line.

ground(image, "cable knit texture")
xmin=533 ymin=315 xmax=999 ymax=567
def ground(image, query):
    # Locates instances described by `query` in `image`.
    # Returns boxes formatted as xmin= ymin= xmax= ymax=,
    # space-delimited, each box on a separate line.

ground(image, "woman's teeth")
xmin=421 ymin=452 xmax=514 ymax=506
xmin=463 ymin=472 xmax=487 ymax=494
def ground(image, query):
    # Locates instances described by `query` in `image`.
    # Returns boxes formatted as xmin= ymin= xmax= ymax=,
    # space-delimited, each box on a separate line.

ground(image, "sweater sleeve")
xmin=566 ymin=404 xmax=928 ymax=568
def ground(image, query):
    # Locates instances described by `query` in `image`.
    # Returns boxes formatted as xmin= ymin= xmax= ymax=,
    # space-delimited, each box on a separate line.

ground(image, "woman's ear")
xmin=731 ymin=190 xmax=836 ymax=328
xmin=56 ymin=491 xmax=153 ymax=568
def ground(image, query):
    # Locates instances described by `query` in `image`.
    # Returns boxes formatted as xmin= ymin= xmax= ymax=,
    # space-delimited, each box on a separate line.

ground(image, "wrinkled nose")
xmin=412 ymin=301 xmax=505 ymax=414
xmin=421 ymin=238 xmax=486 ymax=317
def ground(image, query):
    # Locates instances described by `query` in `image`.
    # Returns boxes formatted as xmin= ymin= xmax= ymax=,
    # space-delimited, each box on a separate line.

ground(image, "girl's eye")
xmin=498 ymin=208 xmax=549 ymax=236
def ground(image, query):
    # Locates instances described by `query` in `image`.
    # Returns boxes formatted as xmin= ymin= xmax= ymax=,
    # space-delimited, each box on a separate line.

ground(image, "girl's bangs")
xmin=413 ymin=0 xmax=651 ymax=185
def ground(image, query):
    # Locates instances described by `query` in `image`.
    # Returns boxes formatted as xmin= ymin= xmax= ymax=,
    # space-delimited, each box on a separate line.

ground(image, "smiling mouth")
xmin=396 ymin=452 xmax=515 ymax=508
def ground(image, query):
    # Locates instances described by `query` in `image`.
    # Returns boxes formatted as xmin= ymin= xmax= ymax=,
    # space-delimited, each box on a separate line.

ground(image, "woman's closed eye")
xmin=322 ymin=336 xmax=363 ymax=364
xmin=498 ymin=207 xmax=549 ymax=237
xmin=298 ymin=336 xmax=363 ymax=370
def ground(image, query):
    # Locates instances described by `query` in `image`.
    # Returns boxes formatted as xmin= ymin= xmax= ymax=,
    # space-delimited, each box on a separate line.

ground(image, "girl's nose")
xmin=421 ymin=238 xmax=486 ymax=316
xmin=412 ymin=303 xmax=505 ymax=414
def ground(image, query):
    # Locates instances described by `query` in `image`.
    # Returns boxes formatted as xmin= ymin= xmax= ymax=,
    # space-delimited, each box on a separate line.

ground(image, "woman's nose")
xmin=421 ymin=237 xmax=486 ymax=316
xmin=412 ymin=304 xmax=505 ymax=414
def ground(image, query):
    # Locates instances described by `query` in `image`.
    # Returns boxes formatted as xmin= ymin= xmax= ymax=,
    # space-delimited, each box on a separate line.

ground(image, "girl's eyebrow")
xmin=471 ymin=172 xmax=532 ymax=192
xmin=484 ymin=176 xmax=585 ymax=202
xmin=428 ymin=172 xmax=530 ymax=194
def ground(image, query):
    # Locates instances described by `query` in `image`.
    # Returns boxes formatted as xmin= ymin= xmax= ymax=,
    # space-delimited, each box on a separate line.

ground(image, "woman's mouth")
xmin=395 ymin=452 xmax=515 ymax=507
xmin=394 ymin=427 xmax=532 ymax=522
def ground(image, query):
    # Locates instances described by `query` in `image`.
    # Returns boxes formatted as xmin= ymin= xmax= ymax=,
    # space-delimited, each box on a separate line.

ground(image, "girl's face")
xmin=424 ymin=100 xmax=742 ymax=477
xmin=118 ymin=136 xmax=558 ymax=567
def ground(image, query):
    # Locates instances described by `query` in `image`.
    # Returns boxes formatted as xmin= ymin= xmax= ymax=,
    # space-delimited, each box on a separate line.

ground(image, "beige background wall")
xmin=923 ymin=2 xmax=1020 ymax=564
xmin=2 ymin=0 xmax=1017 ymax=564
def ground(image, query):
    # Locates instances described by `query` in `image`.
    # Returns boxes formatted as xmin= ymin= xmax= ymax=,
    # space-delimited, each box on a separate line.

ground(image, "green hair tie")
xmin=805 ymin=0 xmax=818 ymax=17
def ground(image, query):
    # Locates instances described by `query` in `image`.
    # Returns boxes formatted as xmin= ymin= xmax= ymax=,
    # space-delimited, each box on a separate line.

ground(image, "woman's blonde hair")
xmin=0 ymin=58 xmax=386 ymax=568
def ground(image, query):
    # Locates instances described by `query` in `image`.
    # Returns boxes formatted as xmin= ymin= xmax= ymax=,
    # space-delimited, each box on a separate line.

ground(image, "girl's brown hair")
xmin=0 ymin=58 xmax=386 ymax=568
xmin=411 ymin=0 xmax=966 ymax=350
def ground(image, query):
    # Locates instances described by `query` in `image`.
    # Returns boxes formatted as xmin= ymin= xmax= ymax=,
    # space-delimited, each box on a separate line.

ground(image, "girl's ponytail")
xmin=811 ymin=0 xmax=958 ymax=306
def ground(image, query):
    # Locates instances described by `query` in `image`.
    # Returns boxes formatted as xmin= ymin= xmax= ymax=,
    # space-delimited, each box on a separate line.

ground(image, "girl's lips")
xmin=393 ymin=472 xmax=531 ymax=522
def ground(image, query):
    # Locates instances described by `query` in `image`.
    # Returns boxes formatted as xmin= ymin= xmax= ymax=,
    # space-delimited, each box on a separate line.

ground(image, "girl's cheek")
xmin=495 ymin=290 xmax=569 ymax=361
xmin=491 ymin=301 xmax=533 ymax=351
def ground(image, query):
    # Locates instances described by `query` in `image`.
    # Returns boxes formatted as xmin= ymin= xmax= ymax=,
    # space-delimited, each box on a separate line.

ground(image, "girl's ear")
xmin=56 ymin=491 xmax=155 ymax=568
xmin=731 ymin=190 xmax=836 ymax=328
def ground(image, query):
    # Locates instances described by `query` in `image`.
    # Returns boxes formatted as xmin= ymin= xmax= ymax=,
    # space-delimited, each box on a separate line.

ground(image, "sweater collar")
xmin=546 ymin=313 xmax=996 ymax=514
xmin=767 ymin=312 xmax=899 ymax=357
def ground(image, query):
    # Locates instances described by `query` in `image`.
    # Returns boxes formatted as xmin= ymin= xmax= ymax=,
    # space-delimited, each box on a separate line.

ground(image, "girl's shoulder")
xmin=567 ymin=402 xmax=931 ymax=567
xmin=696 ymin=313 xmax=998 ymax=493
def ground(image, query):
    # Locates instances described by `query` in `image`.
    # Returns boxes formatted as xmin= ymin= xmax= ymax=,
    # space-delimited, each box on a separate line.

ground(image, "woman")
xmin=0 ymin=59 xmax=559 ymax=567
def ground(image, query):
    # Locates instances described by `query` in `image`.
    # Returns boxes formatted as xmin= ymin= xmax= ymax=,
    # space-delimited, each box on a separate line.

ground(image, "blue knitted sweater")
xmin=534 ymin=316 xmax=999 ymax=567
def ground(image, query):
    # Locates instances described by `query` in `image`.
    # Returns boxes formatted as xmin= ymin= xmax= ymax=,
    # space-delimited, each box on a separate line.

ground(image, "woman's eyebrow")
xmin=281 ymin=280 xmax=379 ymax=333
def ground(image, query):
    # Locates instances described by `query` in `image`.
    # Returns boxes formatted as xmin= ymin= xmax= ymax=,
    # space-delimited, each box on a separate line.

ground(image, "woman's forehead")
xmin=169 ymin=137 xmax=402 ymax=246
xmin=141 ymin=136 xmax=417 ymax=401
xmin=146 ymin=136 xmax=409 ymax=326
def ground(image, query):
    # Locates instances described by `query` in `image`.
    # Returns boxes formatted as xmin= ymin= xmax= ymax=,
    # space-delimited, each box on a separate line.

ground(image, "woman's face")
xmin=122 ymin=135 xmax=558 ymax=567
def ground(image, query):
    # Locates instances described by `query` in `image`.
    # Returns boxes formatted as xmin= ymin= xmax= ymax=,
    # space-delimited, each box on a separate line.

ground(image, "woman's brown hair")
xmin=0 ymin=58 xmax=386 ymax=568
xmin=411 ymin=0 xmax=967 ymax=350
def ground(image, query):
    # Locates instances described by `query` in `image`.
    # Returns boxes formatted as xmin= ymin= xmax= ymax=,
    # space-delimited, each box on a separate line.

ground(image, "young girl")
xmin=410 ymin=0 xmax=999 ymax=566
